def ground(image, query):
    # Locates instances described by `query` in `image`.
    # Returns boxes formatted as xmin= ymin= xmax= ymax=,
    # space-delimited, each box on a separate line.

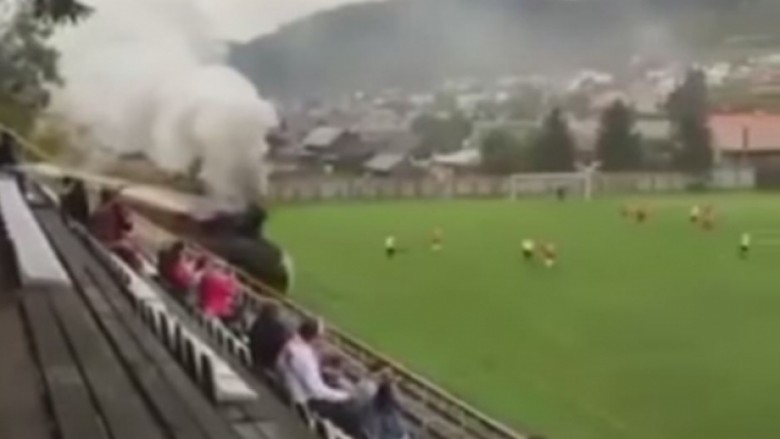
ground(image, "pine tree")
xmin=596 ymin=100 xmax=643 ymax=171
xmin=531 ymin=108 xmax=576 ymax=172
xmin=668 ymin=69 xmax=713 ymax=173
xmin=480 ymin=129 xmax=526 ymax=175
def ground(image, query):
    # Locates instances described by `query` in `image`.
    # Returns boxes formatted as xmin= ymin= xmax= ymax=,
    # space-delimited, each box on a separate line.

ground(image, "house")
xmin=361 ymin=132 xmax=422 ymax=176
xmin=710 ymin=113 xmax=780 ymax=166
xmin=302 ymin=127 xmax=359 ymax=152
xmin=301 ymin=126 xmax=369 ymax=170
xmin=431 ymin=148 xmax=482 ymax=169
xmin=363 ymin=152 xmax=411 ymax=175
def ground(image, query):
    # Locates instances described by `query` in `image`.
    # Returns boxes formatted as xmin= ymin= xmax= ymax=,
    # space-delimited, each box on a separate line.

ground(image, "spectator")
xmin=248 ymin=302 xmax=291 ymax=371
xmin=360 ymin=378 xmax=410 ymax=439
xmin=190 ymin=255 xmax=209 ymax=287
xmin=158 ymin=241 xmax=194 ymax=300
xmin=89 ymin=188 xmax=140 ymax=269
xmin=277 ymin=319 xmax=362 ymax=435
xmin=59 ymin=177 xmax=90 ymax=225
xmin=198 ymin=262 xmax=237 ymax=319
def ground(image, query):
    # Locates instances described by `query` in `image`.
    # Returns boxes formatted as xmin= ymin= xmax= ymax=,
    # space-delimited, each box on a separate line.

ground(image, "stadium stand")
xmin=96 ymin=188 xmax=544 ymax=439
xmin=21 ymin=160 xmax=545 ymax=439
xmin=0 ymin=170 xmax=318 ymax=439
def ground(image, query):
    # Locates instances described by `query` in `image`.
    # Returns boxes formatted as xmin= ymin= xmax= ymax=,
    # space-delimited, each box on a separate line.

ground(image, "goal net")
xmin=508 ymin=172 xmax=595 ymax=200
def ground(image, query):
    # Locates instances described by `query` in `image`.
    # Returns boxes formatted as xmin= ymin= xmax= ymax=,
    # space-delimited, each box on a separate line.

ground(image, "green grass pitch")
xmin=269 ymin=195 xmax=780 ymax=439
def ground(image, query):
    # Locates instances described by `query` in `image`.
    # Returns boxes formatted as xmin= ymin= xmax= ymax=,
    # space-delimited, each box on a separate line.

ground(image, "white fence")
xmin=267 ymin=172 xmax=754 ymax=203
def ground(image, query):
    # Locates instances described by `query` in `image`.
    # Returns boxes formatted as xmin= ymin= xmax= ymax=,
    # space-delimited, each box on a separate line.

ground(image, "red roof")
xmin=710 ymin=114 xmax=780 ymax=153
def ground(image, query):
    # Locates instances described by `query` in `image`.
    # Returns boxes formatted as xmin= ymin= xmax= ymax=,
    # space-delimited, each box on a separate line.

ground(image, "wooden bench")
xmin=33 ymin=205 xmax=315 ymax=439
xmin=27 ymin=206 xmax=252 ymax=439
xmin=0 ymin=176 xmax=69 ymax=286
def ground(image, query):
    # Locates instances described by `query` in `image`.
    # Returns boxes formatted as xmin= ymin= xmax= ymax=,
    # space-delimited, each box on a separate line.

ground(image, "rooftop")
xmin=710 ymin=113 xmax=780 ymax=153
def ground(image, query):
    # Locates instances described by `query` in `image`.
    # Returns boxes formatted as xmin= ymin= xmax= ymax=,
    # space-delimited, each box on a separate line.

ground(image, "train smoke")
xmin=50 ymin=0 xmax=373 ymax=203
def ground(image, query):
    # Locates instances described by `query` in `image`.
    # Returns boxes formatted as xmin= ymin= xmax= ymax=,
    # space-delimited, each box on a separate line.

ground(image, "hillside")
xmin=230 ymin=0 xmax=779 ymax=99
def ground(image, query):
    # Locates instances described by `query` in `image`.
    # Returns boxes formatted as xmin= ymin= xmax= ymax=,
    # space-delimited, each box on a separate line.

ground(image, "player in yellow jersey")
xmin=431 ymin=227 xmax=444 ymax=252
xmin=521 ymin=238 xmax=536 ymax=261
xmin=690 ymin=205 xmax=701 ymax=224
xmin=739 ymin=233 xmax=751 ymax=259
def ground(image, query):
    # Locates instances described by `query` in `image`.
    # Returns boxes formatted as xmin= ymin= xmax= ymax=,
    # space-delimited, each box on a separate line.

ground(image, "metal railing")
xmin=129 ymin=212 xmax=543 ymax=439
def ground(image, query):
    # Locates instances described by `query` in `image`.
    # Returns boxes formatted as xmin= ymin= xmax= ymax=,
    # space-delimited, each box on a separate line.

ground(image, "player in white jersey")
xmin=385 ymin=235 xmax=397 ymax=259
xmin=690 ymin=205 xmax=701 ymax=224
xmin=739 ymin=233 xmax=751 ymax=259
xmin=521 ymin=239 xmax=535 ymax=261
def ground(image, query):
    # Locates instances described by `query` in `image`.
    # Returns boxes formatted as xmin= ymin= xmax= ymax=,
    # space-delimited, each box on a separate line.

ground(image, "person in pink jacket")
xmin=198 ymin=262 xmax=237 ymax=319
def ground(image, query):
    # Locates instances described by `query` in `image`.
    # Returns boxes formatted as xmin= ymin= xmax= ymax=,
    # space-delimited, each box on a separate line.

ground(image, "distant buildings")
xmin=710 ymin=113 xmax=780 ymax=166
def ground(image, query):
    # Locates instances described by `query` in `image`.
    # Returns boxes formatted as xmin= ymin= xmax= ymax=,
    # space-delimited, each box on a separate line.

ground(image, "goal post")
xmin=508 ymin=171 xmax=596 ymax=200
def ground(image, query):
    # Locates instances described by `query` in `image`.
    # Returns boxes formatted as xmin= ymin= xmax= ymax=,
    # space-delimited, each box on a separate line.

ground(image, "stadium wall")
xmin=266 ymin=172 xmax=754 ymax=203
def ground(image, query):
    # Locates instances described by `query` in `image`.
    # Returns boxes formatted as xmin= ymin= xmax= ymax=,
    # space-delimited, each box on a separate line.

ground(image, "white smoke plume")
xmin=50 ymin=0 xmax=374 ymax=203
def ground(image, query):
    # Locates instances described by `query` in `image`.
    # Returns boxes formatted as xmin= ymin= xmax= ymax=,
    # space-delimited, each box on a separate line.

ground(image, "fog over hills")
xmin=230 ymin=0 xmax=779 ymax=99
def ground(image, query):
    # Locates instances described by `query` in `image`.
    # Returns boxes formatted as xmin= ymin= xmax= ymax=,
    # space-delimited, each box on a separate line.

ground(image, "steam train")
xmin=26 ymin=164 xmax=290 ymax=293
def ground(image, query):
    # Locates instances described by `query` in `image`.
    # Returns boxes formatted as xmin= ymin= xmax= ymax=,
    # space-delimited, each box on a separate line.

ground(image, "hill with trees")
xmin=230 ymin=0 xmax=780 ymax=99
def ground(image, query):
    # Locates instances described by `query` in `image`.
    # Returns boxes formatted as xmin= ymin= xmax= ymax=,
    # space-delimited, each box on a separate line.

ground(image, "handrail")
xmin=129 ymin=213 xmax=541 ymax=439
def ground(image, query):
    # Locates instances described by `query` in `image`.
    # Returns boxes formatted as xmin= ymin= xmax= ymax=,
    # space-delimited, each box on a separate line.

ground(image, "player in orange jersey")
xmin=540 ymin=242 xmax=557 ymax=268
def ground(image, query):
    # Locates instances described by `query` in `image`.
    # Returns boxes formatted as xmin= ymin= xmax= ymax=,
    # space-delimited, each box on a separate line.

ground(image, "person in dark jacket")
xmin=158 ymin=241 xmax=194 ymax=300
xmin=248 ymin=302 xmax=291 ymax=371
xmin=60 ymin=177 xmax=90 ymax=225
xmin=360 ymin=378 xmax=410 ymax=439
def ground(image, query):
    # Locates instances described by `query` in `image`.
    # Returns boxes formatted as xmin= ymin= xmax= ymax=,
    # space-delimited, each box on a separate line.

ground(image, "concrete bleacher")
xmin=26 ymin=164 xmax=545 ymax=439
xmin=0 ymin=173 xmax=318 ymax=439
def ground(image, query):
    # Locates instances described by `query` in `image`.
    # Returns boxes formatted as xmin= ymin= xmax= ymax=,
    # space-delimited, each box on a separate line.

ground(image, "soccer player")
xmin=384 ymin=234 xmax=397 ymax=259
xmin=740 ymin=233 xmax=751 ymax=259
xmin=541 ymin=242 xmax=557 ymax=268
xmin=690 ymin=204 xmax=701 ymax=224
xmin=635 ymin=206 xmax=648 ymax=224
xmin=431 ymin=227 xmax=444 ymax=252
xmin=521 ymin=238 xmax=536 ymax=261
xmin=701 ymin=205 xmax=716 ymax=230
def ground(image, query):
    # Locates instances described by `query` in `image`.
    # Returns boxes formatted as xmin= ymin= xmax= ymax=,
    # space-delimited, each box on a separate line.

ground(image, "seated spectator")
xmin=59 ymin=177 xmax=90 ymax=225
xmin=158 ymin=241 xmax=194 ymax=300
xmin=190 ymin=255 xmax=209 ymax=288
xmin=198 ymin=262 xmax=238 ymax=319
xmin=360 ymin=377 xmax=410 ymax=439
xmin=185 ymin=254 xmax=209 ymax=307
xmin=248 ymin=302 xmax=291 ymax=371
xmin=277 ymin=319 xmax=362 ymax=436
xmin=89 ymin=188 xmax=140 ymax=269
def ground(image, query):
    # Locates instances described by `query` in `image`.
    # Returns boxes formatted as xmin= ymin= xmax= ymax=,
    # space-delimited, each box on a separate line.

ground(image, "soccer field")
xmin=268 ymin=195 xmax=780 ymax=439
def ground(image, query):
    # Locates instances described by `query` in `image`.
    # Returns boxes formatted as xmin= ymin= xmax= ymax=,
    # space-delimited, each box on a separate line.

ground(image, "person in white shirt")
xmin=277 ymin=319 xmax=349 ymax=405
xmin=740 ymin=233 xmax=751 ymax=259
xmin=384 ymin=235 xmax=397 ymax=259
xmin=521 ymin=238 xmax=535 ymax=261
xmin=277 ymin=319 xmax=362 ymax=435
xmin=690 ymin=205 xmax=701 ymax=224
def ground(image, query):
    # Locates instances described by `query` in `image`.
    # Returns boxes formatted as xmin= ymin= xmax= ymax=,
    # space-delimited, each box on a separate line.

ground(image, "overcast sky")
xmin=200 ymin=0 xmax=383 ymax=41
xmin=74 ymin=0 xmax=381 ymax=43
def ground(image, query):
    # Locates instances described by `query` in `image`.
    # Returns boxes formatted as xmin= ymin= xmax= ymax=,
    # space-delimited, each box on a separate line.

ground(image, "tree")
xmin=33 ymin=0 xmax=92 ymax=24
xmin=668 ymin=69 xmax=713 ymax=173
xmin=411 ymin=112 xmax=472 ymax=154
xmin=480 ymin=129 xmax=526 ymax=175
xmin=530 ymin=108 xmax=576 ymax=172
xmin=0 ymin=5 xmax=61 ymax=135
xmin=596 ymin=100 xmax=643 ymax=171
